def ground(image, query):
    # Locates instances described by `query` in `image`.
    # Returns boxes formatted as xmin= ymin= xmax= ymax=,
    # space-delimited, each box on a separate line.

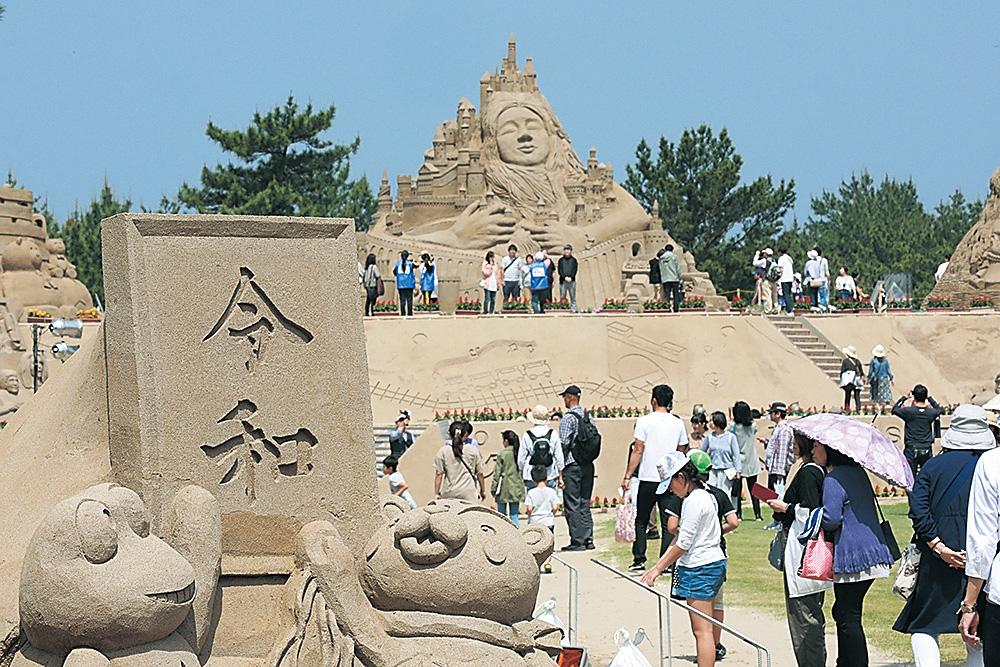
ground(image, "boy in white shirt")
xmin=526 ymin=466 xmax=560 ymax=574
xmin=383 ymin=456 xmax=416 ymax=509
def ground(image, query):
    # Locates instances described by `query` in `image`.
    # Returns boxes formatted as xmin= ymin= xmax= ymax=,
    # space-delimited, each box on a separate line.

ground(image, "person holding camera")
xmin=892 ymin=384 xmax=942 ymax=479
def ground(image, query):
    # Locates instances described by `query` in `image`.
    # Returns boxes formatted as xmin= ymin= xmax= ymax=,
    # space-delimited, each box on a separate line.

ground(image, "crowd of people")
xmin=383 ymin=382 xmax=1000 ymax=666
xmin=751 ymin=246 xmax=877 ymax=315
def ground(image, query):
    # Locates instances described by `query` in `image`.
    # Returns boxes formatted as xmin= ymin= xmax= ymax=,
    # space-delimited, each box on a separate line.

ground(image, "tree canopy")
xmin=50 ymin=182 xmax=131 ymax=303
xmin=168 ymin=96 xmax=376 ymax=230
xmin=624 ymin=125 xmax=796 ymax=291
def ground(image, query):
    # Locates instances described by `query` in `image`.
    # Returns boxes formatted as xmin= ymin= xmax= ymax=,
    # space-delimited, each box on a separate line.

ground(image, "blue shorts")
xmin=672 ymin=560 xmax=726 ymax=601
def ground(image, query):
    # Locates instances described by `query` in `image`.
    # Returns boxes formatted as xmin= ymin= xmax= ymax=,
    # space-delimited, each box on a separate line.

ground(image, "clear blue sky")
xmin=3 ymin=1 xmax=998 ymax=224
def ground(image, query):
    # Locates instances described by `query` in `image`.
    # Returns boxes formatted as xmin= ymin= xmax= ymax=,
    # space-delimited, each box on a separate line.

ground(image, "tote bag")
xmin=786 ymin=506 xmax=834 ymax=597
xmin=798 ymin=530 xmax=834 ymax=582
xmin=615 ymin=498 xmax=637 ymax=543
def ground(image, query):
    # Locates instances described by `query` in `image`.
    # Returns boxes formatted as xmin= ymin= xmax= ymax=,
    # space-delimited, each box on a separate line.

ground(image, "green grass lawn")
xmin=595 ymin=501 xmax=969 ymax=664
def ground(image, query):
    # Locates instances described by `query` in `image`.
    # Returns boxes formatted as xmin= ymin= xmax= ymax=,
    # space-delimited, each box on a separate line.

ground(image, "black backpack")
xmin=566 ymin=411 xmax=602 ymax=465
xmin=528 ymin=429 xmax=555 ymax=467
xmin=765 ymin=260 xmax=782 ymax=282
xmin=648 ymin=258 xmax=661 ymax=285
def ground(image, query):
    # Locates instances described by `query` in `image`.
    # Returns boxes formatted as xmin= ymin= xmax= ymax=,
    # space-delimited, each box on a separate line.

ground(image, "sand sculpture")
xmin=361 ymin=37 xmax=725 ymax=309
xmin=932 ymin=167 xmax=1000 ymax=308
xmin=12 ymin=483 xmax=221 ymax=666
xmin=271 ymin=498 xmax=561 ymax=666
xmin=0 ymin=184 xmax=94 ymax=319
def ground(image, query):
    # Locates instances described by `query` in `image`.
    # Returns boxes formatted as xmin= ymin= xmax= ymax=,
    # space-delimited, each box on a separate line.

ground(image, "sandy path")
xmin=538 ymin=523 xmax=902 ymax=666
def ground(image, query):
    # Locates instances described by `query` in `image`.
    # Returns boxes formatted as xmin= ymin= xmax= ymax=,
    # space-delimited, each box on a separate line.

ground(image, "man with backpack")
xmin=753 ymin=248 xmax=779 ymax=314
xmin=558 ymin=385 xmax=602 ymax=551
xmin=518 ymin=404 xmax=565 ymax=492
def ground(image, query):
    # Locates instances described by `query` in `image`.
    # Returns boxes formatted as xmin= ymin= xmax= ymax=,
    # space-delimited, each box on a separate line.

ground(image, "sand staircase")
xmin=769 ymin=316 xmax=843 ymax=384
xmin=372 ymin=423 xmax=429 ymax=477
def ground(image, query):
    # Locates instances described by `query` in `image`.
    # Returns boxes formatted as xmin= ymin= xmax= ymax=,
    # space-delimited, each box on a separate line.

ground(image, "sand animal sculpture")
xmin=269 ymin=498 xmax=562 ymax=666
xmin=9 ymin=483 xmax=221 ymax=666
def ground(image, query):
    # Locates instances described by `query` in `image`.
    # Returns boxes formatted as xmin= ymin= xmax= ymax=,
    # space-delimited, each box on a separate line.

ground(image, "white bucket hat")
xmin=842 ymin=346 xmax=858 ymax=358
xmin=807 ymin=249 xmax=818 ymax=260
xmin=530 ymin=404 xmax=550 ymax=425
xmin=872 ymin=345 xmax=886 ymax=358
xmin=942 ymin=404 xmax=997 ymax=451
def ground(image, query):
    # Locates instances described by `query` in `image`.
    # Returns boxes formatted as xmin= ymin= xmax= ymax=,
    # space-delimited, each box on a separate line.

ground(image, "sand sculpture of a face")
xmin=16 ymin=483 xmax=220 ymax=661
xmin=362 ymin=498 xmax=552 ymax=625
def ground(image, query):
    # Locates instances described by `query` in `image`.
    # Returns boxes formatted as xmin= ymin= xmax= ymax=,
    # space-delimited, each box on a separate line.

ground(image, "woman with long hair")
xmin=822 ymin=447 xmax=894 ymax=666
xmin=767 ymin=434 xmax=831 ymax=667
xmin=362 ymin=253 xmax=380 ymax=317
xmin=642 ymin=451 xmax=728 ymax=667
xmin=481 ymin=250 xmax=500 ymax=314
xmin=730 ymin=401 xmax=761 ymax=521
xmin=433 ymin=421 xmax=486 ymax=503
xmin=492 ymin=430 xmax=525 ymax=526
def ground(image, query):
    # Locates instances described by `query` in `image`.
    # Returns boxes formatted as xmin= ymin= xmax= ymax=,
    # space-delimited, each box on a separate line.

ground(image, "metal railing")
xmin=550 ymin=554 xmax=579 ymax=644
xmin=591 ymin=559 xmax=772 ymax=667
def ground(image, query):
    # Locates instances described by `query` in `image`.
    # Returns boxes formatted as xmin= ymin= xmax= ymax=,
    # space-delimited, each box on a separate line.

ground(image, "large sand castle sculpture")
xmin=0 ymin=184 xmax=94 ymax=318
xmin=932 ymin=167 xmax=1000 ymax=308
xmin=361 ymin=37 xmax=725 ymax=309
xmin=0 ymin=214 xmax=558 ymax=666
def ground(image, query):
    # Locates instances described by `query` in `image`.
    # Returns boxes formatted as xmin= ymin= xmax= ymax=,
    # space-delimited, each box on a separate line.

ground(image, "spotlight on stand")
xmin=52 ymin=341 xmax=79 ymax=362
xmin=49 ymin=318 xmax=84 ymax=338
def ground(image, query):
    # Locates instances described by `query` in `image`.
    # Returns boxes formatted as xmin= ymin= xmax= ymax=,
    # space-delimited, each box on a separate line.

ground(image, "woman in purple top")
xmin=821 ymin=447 xmax=893 ymax=667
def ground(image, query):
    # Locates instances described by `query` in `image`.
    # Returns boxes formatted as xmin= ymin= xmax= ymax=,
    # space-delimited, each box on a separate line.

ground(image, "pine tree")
xmin=51 ymin=182 xmax=131 ymax=303
xmin=169 ymin=96 xmax=376 ymax=230
xmin=624 ymin=126 xmax=796 ymax=292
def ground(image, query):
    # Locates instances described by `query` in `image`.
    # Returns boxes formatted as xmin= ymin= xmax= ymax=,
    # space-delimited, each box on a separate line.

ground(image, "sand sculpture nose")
xmin=394 ymin=508 xmax=468 ymax=565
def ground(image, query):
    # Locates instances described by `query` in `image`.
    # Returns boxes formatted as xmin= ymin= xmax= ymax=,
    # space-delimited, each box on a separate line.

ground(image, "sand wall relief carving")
xmin=102 ymin=214 xmax=380 ymax=558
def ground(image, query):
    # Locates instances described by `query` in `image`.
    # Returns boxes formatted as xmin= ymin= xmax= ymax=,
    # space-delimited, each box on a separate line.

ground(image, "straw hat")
xmin=872 ymin=345 xmax=886 ymax=358
xmin=942 ymin=404 xmax=997 ymax=451
xmin=842 ymin=346 xmax=858 ymax=358
xmin=530 ymin=404 xmax=550 ymax=425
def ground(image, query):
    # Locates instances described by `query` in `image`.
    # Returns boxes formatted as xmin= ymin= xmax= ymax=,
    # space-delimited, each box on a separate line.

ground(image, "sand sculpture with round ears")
xmin=932 ymin=167 xmax=1000 ymax=308
xmin=361 ymin=36 xmax=725 ymax=309
xmin=9 ymin=483 xmax=221 ymax=666
xmin=269 ymin=498 xmax=562 ymax=666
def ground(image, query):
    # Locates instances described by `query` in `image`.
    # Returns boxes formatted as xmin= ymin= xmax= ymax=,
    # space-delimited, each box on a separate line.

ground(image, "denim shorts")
xmin=673 ymin=560 xmax=726 ymax=601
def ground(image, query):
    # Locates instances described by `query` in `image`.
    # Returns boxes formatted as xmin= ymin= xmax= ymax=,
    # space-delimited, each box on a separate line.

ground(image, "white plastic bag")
xmin=608 ymin=628 xmax=651 ymax=667
xmin=532 ymin=597 xmax=567 ymax=641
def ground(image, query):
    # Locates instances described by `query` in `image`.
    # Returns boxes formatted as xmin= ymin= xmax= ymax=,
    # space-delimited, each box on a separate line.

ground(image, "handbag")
xmin=768 ymin=528 xmax=786 ymax=571
xmin=892 ymin=542 xmax=921 ymax=600
xmin=808 ymin=278 xmax=824 ymax=288
xmin=874 ymin=498 xmax=902 ymax=562
xmin=839 ymin=369 xmax=856 ymax=388
xmin=798 ymin=530 xmax=834 ymax=581
xmin=615 ymin=497 xmax=637 ymax=544
xmin=376 ymin=277 xmax=385 ymax=296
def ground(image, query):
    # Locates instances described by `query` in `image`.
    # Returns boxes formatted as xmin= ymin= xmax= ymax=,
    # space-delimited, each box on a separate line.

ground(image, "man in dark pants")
xmin=658 ymin=245 xmax=683 ymax=312
xmin=559 ymin=385 xmax=595 ymax=551
xmin=891 ymin=384 xmax=942 ymax=479
xmin=777 ymin=247 xmax=794 ymax=314
xmin=623 ymin=384 xmax=688 ymax=571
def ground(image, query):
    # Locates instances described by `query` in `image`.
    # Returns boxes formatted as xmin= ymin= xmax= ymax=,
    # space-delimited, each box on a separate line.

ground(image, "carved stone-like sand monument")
xmin=932 ymin=167 xmax=1000 ymax=308
xmin=361 ymin=37 xmax=724 ymax=309
xmin=0 ymin=214 xmax=559 ymax=666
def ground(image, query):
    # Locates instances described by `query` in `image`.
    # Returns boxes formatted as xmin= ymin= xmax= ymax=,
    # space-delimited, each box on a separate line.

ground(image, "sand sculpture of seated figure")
xmin=0 ymin=369 xmax=24 ymax=417
xmin=271 ymin=498 xmax=561 ymax=666
xmin=382 ymin=91 xmax=653 ymax=254
xmin=11 ymin=483 xmax=221 ymax=667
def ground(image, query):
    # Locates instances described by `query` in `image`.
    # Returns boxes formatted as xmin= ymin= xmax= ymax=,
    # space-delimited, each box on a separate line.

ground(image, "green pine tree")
xmin=168 ymin=96 xmax=375 ymax=230
xmin=624 ymin=126 xmax=796 ymax=292
xmin=51 ymin=182 xmax=131 ymax=303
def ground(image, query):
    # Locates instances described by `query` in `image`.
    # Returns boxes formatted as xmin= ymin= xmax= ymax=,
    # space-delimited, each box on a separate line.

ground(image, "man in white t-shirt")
xmin=501 ymin=244 xmax=525 ymax=303
xmin=623 ymin=384 xmax=689 ymax=571
xmin=778 ymin=247 xmax=795 ymax=314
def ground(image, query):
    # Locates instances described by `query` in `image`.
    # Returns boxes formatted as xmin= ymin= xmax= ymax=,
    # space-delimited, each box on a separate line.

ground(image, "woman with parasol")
xmin=790 ymin=413 xmax=912 ymax=667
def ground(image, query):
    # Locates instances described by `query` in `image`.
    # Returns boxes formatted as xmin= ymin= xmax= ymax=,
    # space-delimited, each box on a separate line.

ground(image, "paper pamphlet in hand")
xmin=751 ymin=483 xmax=778 ymax=501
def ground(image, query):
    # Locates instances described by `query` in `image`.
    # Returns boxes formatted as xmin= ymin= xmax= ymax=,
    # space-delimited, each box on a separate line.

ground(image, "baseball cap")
xmin=768 ymin=402 xmax=788 ymax=414
xmin=558 ymin=385 xmax=581 ymax=397
xmin=687 ymin=449 xmax=713 ymax=474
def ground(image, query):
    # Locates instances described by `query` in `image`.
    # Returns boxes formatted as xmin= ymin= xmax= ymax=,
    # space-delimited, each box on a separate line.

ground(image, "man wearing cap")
xmin=559 ymin=385 xmax=596 ymax=551
xmin=623 ymin=384 xmax=689 ymax=570
xmin=388 ymin=410 xmax=414 ymax=459
xmin=752 ymin=248 xmax=777 ymax=314
xmin=892 ymin=384 xmax=942 ymax=480
xmin=557 ymin=244 xmax=579 ymax=313
xmin=959 ymin=407 xmax=1000 ymax=659
xmin=518 ymin=404 xmax=565 ymax=492
xmin=760 ymin=402 xmax=794 ymax=530
xmin=659 ymin=244 xmax=683 ymax=313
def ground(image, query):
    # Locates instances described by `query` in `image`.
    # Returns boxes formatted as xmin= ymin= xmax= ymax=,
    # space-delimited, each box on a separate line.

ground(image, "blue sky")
xmin=2 ymin=1 xmax=998 ymax=223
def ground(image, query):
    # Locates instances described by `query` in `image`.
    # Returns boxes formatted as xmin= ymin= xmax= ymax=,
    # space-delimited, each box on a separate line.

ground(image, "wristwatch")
xmin=958 ymin=602 xmax=977 ymax=615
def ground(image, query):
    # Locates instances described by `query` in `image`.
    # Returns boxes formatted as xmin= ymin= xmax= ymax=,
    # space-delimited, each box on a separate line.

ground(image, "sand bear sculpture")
xmin=10 ymin=483 xmax=221 ymax=666
xmin=269 ymin=498 xmax=562 ymax=666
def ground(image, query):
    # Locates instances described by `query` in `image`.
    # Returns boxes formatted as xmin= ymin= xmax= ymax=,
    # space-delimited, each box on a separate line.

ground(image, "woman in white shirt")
xmin=641 ymin=450 xmax=727 ymax=667
xmin=481 ymin=251 xmax=500 ymax=314
xmin=835 ymin=266 xmax=857 ymax=303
